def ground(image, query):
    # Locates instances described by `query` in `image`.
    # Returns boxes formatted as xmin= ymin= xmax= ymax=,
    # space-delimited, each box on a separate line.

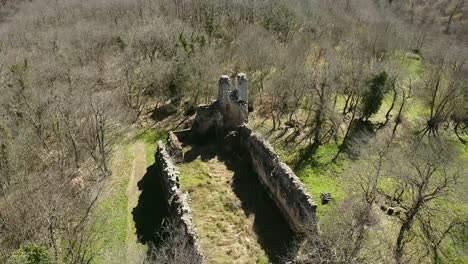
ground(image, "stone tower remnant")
xmin=192 ymin=73 xmax=249 ymax=136
xmin=237 ymin=73 xmax=248 ymax=103
xmin=218 ymin=75 xmax=231 ymax=106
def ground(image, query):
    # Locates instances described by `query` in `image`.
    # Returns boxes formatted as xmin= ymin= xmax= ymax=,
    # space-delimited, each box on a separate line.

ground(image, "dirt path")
xmin=126 ymin=142 xmax=147 ymax=263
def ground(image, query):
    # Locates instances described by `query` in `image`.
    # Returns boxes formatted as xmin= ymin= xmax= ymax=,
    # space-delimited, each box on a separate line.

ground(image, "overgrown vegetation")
xmin=0 ymin=0 xmax=466 ymax=263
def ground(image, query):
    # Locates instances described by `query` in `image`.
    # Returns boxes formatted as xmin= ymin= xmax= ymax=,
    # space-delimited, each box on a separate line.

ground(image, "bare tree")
xmin=145 ymin=218 xmax=203 ymax=264
xmin=417 ymin=209 xmax=466 ymax=264
xmin=444 ymin=0 xmax=464 ymax=34
xmin=296 ymin=133 xmax=394 ymax=264
xmin=420 ymin=50 xmax=467 ymax=137
xmin=387 ymin=140 xmax=463 ymax=264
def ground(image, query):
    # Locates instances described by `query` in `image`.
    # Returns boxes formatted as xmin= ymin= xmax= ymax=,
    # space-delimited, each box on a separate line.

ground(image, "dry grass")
xmin=177 ymin=145 xmax=269 ymax=264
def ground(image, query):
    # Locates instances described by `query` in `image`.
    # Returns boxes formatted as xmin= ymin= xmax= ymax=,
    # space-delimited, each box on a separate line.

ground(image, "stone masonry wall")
xmin=191 ymin=101 xmax=223 ymax=137
xmin=191 ymin=74 xmax=248 ymax=137
xmin=155 ymin=141 xmax=205 ymax=262
xmin=166 ymin=131 xmax=184 ymax=163
xmin=237 ymin=126 xmax=317 ymax=233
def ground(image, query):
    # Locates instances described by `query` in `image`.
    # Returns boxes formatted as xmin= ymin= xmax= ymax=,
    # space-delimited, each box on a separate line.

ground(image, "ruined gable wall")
xmin=191 ymin=101 xmax=223 ymax=137
xmin=166 ymin=131 xmax=184 ymax=163
xmin=237 ymin=126 xmax=317 ymax=233
xmin=155 ymin=141 xmax=205 ymax=262
xmin=191 ymin=74 xmax=248 ymax=137
xmin=224 ymin=101 xmax=243 ymax=129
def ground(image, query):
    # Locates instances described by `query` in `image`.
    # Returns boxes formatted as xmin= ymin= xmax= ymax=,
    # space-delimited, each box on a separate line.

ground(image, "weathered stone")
xmin=155 ymin=141 xmax=205 ymax=263
xmin=191 ymin=102 xmax=223 ymax=137
xmin=238 ymin=101 xmax=248 ymax=125
xmin=167 ymin=131 xmax=184 ymax=163
xmin=218 ymin=75 xmax=231 ymax=107
xmin=320 ymin=192 xmax=332 ymax=205
xmin=237 ymin=73 xmax=248 ymax=104
xmin=223 ymin=131 xmax=240 ymax=153
xmin=183 ymin=115 xmax=195 ymax=129
xmin=172 ymin=74 xmax=317 ymax=242
xmin=191 ymin=74 xmax=249 ymax=136
xmin=230 ymin=89 xmax=240 ymax=101
xmin=238 ymin=126 xmax=317 ymax=233
xmin=387 ymin=207 xmax=394 ymax=215
xmin=380 ymin=204 xmax=388 ymax=211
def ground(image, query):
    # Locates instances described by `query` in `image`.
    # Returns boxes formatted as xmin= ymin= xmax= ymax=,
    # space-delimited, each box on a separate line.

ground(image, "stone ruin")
xmin=154 ymin=74 xmax=318 ymax=263
xmin=320 ymin=192 xmax=332 ymax=205
xmin=191 ymin=73 xmax=249 ymax=137
xmin=154 ymin=142 xmax=205 ymax=262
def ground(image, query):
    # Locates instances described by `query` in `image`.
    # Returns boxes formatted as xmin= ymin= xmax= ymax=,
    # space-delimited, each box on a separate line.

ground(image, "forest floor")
xmin=177 ymin=141 xmax=295 ymax=264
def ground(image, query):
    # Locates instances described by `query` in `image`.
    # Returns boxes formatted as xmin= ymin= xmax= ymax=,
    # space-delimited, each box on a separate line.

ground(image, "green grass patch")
xmin=406 ymin=57 xmax=424 ymax=78
xmin=178 ymin=155 xmax=210 ymax=189
xmin=177 ymin=146 xmax=271 ymax=263
xmin=92 ymin=142 xmax=134 ymax=264
xmin=388 ymin=50 xmax=425 ymax=80
xmin=136 ymin=129 xmax=168 ymax=165
xmin=276 ymin=142 xmax=347 ymax=218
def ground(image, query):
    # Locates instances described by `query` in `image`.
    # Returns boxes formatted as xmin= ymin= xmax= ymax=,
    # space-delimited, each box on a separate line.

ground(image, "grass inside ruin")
xmin=177 ymin=144 xmax=269 ymax=264
xmin=177 ymin=142 xmax=295 ymax=263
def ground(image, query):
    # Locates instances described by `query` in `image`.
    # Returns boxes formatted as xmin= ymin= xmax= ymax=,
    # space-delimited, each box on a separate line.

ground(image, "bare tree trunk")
xmin=303 ymin=100 xmax=314 ymax=129
xmin=332 ymin=100 xmax=358 ymax=163
xmin=343 ymin=93 xmax=352 ymax=115
xmin=382 ymin=79 xmax=398 ymax=127
xmin=333 ymin=91 xmax=338 ymax=109
xmin=395 ymin=207 xmax=419 ymax=264
xmin=272 ymin=111 xmax=276 ymax=130
xmin=444 ymin=1 xmax=463 ymax=34
xmin=395 ymin=220 xmax=411 ymax=264
xmin=407 ymin=78 xmax=413 ymax=98
xmin=312 ymin=83 xmax=327 ymax=148
xmin=390 ymin=90 xmax=406 ymax=143
xmin=454 ymin=122 xmax=467 ymax=144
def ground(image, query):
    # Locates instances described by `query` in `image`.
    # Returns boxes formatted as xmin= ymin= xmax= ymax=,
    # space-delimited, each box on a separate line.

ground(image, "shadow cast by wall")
xmin=181 ymin=139 xmax=297 ymax=263
xmin=132 ymin=164 xmax=170 ymax=246
xmin=224 ymin=155 xmax=297 ymax=263
xmin=183 ymin=144 xmax=217 ymax=163
xmin=180 ymin=135 xmax=221 ymax=163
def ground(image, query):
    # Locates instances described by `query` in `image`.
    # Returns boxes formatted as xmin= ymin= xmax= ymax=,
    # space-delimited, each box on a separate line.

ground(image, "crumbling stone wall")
xmin=166 ymin=131 xmax=184 ymax=163
xmin=186 ymin=74 xmax=317 ymax=233
xmin=237 ymin=126 xmax=317 ymax=233
xmin=155 ymin=141 xmax=205 ymax=262
xmin=191 ymin=74 xmax=249 ymax=136
xmin=191 ymin=102 xmax=223 ymax=137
